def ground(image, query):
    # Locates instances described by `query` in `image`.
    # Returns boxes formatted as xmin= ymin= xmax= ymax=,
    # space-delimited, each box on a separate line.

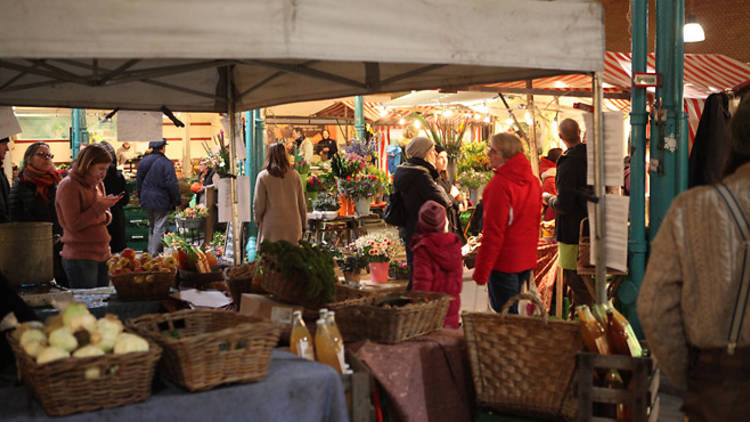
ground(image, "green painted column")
xmin=354 ymin=95 xmax=365 ymax=140
xmin=622 ymin=0 xmax=649 ymax=338
xmin=70 ymin=108 xmax=89 ymax=159
xmin=651 ymin=0 xmax=685 ymax=237
xmin=247 ymin=109 xmax=265 ymax=237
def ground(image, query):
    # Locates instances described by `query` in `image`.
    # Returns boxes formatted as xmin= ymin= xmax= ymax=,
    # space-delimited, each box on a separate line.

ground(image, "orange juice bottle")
xmin=315 ymin=319 xmax=343 ymax=374
xmin=326 ymin=311 xmax=346 ymax=368
xmin=290 ymin=311 xmax=315 ymax=360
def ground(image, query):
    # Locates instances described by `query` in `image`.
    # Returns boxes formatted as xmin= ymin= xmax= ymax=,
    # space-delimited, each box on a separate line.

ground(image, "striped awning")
xmin=312 ymin=100 xmax=382 ymax=122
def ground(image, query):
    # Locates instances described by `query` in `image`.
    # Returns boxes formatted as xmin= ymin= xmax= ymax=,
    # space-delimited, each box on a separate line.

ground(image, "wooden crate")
xmin=576 ymin=353 xmax=660 ymax=422
xmin=342 ymin=350 xmax=375 ymax=422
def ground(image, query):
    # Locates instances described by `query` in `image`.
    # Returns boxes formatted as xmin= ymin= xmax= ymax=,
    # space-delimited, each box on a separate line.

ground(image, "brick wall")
xmin=602 ymin=0 xmax=750 ymax=63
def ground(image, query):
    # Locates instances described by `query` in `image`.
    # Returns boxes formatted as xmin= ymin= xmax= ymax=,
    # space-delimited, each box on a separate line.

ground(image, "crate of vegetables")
xmin=107 ymin=248 xmax=178 ymax=301
xmin=329 ymin=291 xmax=452 ymax=344
xmin=7 ymin=303 xmax=161 ymax=416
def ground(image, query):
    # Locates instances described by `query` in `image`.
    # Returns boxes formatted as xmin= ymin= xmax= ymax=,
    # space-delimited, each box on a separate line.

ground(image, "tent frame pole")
xmin=592 ymin=72 xmax=607 ymax=305
xmin=226 ymin=66 xmax=242 ymax=265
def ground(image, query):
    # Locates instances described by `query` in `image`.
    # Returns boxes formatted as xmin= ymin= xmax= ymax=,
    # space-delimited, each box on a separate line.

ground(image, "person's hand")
xmin=98 ymin=194 xmax=121 ymax=210
xmin=542 ymin=192 xmax=555 ymax=204
xmin=323 ymin=147 xmax=329 ymax=152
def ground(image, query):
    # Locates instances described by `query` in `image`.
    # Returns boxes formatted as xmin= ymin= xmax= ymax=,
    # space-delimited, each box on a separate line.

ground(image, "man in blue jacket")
xmin=136 ymin=139 xmax=180 ymax=255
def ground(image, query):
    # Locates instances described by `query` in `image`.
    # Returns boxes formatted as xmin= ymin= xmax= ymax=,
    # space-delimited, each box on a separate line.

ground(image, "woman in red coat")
xmin=472 ymin=133 xmax=542 ymax=314
xmin=411 ymin=200 xmax=463 ymax=328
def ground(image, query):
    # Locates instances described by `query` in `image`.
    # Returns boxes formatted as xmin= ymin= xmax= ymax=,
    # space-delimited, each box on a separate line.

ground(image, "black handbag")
xmin=383 ymin=190 xmax=406 ymax=226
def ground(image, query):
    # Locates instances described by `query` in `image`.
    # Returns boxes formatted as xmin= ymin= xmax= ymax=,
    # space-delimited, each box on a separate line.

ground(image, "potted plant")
xmin=354 ymin=232 xmax=399 ymax=283
xmin=338 ymin=174 xmax=382 ymax=216
xmin=331 ymin=153 xmax=367 ymax=215
xmin=412 ymin=112 xmax=471 ymax=183
xmin=312 ymin=193 xmax=340 ymax=220
xmin=306 ymin=175 xmax=325 ymax=211
xmin=335 ymin=252 xmax=369 ymax=283
xmin=259 ymin=240 xmax=337 ymax=305
xmin=388 ymin=259 xmax=410 ymax=280
xmin=201 ymin=132 xmax=231 ymax=178
xmin=457 ymin=169 xmax=493 ymax=204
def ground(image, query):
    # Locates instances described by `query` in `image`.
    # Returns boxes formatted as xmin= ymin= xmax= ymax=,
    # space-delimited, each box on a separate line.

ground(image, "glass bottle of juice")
xmin=605 ymin=310 xmax=631 ymax=356
xmin=315 ymin=318 xmax=343 ymax=374
xmin=326 ymin=311 xmax=346 ymax=370
xmin=576 ymin=305 xmax=610 ymax=354
xmin=290 ymin=311 xmax=315 ymax=360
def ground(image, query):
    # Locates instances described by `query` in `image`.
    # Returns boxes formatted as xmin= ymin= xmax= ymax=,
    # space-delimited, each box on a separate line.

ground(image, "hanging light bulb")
xmin=443 ymin=109 xmax=453 ymax=118
xmin=506 ymin=117 xmax=514 ymax=126
xmin=379 ymin=106 xmax=388 ymax=117
xmin=525 ymin=111 xmax=533 ymax=126
xmin=413 ymin=120 xmax=421 ymax=129
xmin=483 ymin=115 xmax=491 ymax=123
xmin=399 ymin=118 xmax=406 ymax=125
xmin=474 ymin=113 xmax=481 ymax=120
xmin=683 ymin=15 xmax=705 ymax=43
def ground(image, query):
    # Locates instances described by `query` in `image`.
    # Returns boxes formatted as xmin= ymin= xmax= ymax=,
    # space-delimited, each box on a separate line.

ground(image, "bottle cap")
xmin=316 ymin=318 xmax=325 ymax=325
xmin=293 ymin=310 xmax=302 ymax=317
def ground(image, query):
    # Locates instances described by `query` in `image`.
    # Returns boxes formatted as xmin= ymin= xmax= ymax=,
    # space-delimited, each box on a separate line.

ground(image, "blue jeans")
xmin=61 ymin=259 xmax=109 ymax=289
xmin=146 ymin=209 xmax=171 ymax=256
xmin=487 ymin=270 xmax=531 ymax=314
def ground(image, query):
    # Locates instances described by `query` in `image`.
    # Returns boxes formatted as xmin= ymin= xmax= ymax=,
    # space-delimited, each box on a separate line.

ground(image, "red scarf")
xmin=20 ymin=166 xmax=61 ymax=204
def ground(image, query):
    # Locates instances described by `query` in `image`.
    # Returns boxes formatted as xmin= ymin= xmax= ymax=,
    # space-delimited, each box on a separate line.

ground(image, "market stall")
xmin=0 ymin=0 xmax=626 ymax=421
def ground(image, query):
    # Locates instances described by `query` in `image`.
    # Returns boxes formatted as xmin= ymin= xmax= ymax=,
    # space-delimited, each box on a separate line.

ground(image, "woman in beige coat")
xmin=254 ymin=142 xmax=307 ymax=246
xmin=638 ymin=94 xmax=750 ymax=420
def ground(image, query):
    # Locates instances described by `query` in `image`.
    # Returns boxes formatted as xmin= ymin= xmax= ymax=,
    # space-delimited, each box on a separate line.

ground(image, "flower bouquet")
xmin=330 ymin=153 xmax=366 ymax=179
xmin=176 ymin=204 xmax=208 ymax=219
xmin=306 ymin=175 xmax=325 ymax=194
xmin=293 ymin=152 xmax=310 ymax=176
xmin=338 ymin=174 xmax=381 ymax=201
xmin=459 ymin=141 xmax=491 ymax=173
xmin=202 ymin=131 xmax=231 ymax=177
xmin=354 ymin=232 xmax=399 ymax=282
xmin=344 ymin=138 xmax=378 ymax=163
xmin=457 ymin=169 xmax=493 ymax=190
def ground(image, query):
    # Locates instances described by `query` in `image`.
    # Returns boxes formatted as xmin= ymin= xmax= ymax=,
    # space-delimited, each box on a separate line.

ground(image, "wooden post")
xmin=526 ymin=80 xmax=540 ymax=177
xmin=556 ymin=264 xmax=563 ymax=318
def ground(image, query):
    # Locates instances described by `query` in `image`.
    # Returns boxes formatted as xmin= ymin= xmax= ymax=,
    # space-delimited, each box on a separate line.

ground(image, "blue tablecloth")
xmin=1 ymin=349 xmax=349 ymax=422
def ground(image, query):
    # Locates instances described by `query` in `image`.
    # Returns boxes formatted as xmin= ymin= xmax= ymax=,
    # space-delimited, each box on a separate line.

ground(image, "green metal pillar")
xmin=622 ymin=0 xmax=649 ymax=337
xmin=651 ymin=0 xmax=685 ymax=236
xmin=673 ymin=0 xmax=689 ymax=194
xmin=70 ymin=108 xmax=89 ymax=159
xmin=248 ymin=109 xmax=265 ymax=236
xmin=354 ymin=95 xmax=365 ymax=140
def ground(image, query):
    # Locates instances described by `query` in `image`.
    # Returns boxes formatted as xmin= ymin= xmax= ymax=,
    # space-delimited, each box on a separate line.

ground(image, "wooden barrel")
xmin=0 ymin=222 xmax=53 ymax=286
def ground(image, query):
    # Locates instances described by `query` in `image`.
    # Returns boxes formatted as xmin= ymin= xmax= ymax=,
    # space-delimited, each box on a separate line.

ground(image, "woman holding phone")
xmin=100 ymin=142 xmax=130 ymax=253
xmin=56 ymin=144 xmax=122 ymax=288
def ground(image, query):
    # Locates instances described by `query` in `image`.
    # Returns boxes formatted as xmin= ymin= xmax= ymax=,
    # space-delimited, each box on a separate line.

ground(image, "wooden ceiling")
xmin=602 ymin=0 xmax=750 ymax=63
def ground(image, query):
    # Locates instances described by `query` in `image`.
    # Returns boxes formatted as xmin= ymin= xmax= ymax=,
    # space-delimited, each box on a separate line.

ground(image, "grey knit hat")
xmin=405 ymin=136 xmax=434 ymax=159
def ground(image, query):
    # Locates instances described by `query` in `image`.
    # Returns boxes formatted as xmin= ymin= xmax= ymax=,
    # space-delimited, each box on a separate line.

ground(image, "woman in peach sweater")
xmin=55 ymin=144 xmax=121 ymax=288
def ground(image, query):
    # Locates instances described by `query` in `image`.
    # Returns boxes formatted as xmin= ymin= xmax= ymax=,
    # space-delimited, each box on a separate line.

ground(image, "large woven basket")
xmin=260 ymin=255 xmax=330 ymax=307
xmin=462 ymin=294 xmax=582 ymax=420
xmin=127 ymin=309 xmax=281 ymax=391
xmin=110 ymin=269 xmax=176 ymax=301
xmin=330 ymin=291 xmax=451 ymax=344
xmin=7 ymin=331 xmax=162 ymax=416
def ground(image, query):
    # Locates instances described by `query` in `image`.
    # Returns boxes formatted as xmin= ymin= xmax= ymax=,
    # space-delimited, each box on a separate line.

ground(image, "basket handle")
xmin=499 ymin=293 xmax=548 ymax=323
xmin=222 ymin=266 xmax=231 ymax=280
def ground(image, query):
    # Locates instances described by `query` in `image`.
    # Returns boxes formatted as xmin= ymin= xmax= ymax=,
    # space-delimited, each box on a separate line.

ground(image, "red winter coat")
xmin=411 ymin=232 xmax=463 ymax=329
xmin=539 ymin=157 xmax=557 ymax=221
xmin=473 ymin=153 xmax=542 ymax=285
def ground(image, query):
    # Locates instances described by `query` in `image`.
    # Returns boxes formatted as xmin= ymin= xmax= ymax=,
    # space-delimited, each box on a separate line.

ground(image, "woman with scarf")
xmin=9 ymin=142 xmax=67 ymax=285
xmin=56 ymin=144 xmax=122 ymax=288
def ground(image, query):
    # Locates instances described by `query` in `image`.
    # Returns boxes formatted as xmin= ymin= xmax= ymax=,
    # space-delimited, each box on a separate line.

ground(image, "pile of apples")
xmin=107 ymin=248 xmax=178 ymax=282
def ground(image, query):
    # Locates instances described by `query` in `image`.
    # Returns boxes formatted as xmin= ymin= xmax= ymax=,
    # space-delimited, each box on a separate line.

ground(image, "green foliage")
xmin=260 ymin=240 xmax=337 ymax=302
xmin=458 ymin=141 xmax=491 ymax=173
xmin=366 ymin=164 xmax=391 ymax=195
xmin=411 ymin=112 xmax=470 ymax=159
xmin=330 ymin=153 xmax=364 ymax=179
xmin=456 ymin=169 xmax=493 ymax=190
xmin=312 ymin=193 xmax=340 ymax=211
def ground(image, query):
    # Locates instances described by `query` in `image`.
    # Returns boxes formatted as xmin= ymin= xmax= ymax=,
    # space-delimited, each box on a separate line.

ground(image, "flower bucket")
xmin=338 ymin=195 xmax=353 ymax=216
xmin=344 ymin=269 xmax=361 ymax=283
xmin=355 ymin=198 xmax=371 ymax=216
xmin=369 ymin=261 xmax=390 ymax=283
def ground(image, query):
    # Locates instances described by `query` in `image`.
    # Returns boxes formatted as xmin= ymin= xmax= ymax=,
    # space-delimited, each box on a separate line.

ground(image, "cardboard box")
xmin=239 ymin=293 xmax=304 ymax=325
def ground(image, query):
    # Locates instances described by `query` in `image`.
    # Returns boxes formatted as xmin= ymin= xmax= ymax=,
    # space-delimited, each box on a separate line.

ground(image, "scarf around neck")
xmin=20 ymin=166 xmax=61 ymax=204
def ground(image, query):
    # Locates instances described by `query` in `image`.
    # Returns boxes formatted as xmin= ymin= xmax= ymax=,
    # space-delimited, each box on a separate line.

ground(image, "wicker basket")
xmin=7 ymin=331 xmax=162 ymax=416
xmin=260 ymin=256 xmax=330 ymax=307
xmin=224 ymin=266 xmax=262 ymax=309
xmin=127 ymin=309 xmax=281 ymax=391
xmin=110 ymin=269 xmax=176 ymax=301
xmin=334 ymin=282 xmax=374 ymax=302
xmin=462 ymin=294 xmax=582 ymax=420
xmin=329 ymin=291 xmax=451 ymax=344
xmin=177 ymin=267 xmax=225 ymax=289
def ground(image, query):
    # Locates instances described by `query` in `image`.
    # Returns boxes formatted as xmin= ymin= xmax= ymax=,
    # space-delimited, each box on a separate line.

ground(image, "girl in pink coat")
xmin=411 ymin=200 xmax=464 ymax=328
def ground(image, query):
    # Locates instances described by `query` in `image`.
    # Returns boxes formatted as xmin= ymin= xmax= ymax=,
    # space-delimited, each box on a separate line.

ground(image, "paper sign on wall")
xmin=217 ymin=175 xmax=251 ymax=223
xmin=0 ymin=107 xmax=22 ymax=139
xmin=116 ymin=111 xmax=163 ymax=142
xmin=586 ymin=194 xmax=629 ymax=272
xmin=583 ymin=111 xmax=625 ymax=187
xmin=221 ymin=116 xmax=246 ymax=160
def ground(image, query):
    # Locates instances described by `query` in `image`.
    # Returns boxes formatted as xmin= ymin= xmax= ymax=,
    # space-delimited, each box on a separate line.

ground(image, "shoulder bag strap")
xmin=713 ymin=182 xmax=750 ymax=355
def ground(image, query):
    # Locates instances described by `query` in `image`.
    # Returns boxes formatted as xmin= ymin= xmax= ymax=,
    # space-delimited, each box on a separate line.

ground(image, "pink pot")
xmin=369 ymin=261 xmax=390 ymax=283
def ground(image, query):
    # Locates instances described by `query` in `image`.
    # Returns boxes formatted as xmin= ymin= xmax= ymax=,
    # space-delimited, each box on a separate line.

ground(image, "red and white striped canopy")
xmin=312 ymin=100 xmax=382 ymax=122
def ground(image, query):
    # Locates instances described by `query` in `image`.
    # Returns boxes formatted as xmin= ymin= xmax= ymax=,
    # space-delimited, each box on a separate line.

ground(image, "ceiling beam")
xmin=241 ymin=59 xmax=366 ymax=89
xmin=379 ymin=64 xmax=446 ymax=87
xmin=364 ymin=62 xmax=380 ymax=89
xmin=0 ymin=60 xmax=88 ymax=85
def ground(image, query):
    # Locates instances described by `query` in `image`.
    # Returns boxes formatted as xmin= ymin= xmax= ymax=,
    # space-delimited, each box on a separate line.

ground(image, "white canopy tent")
xmin=0 ymin=0 xmax=607 ymax=288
